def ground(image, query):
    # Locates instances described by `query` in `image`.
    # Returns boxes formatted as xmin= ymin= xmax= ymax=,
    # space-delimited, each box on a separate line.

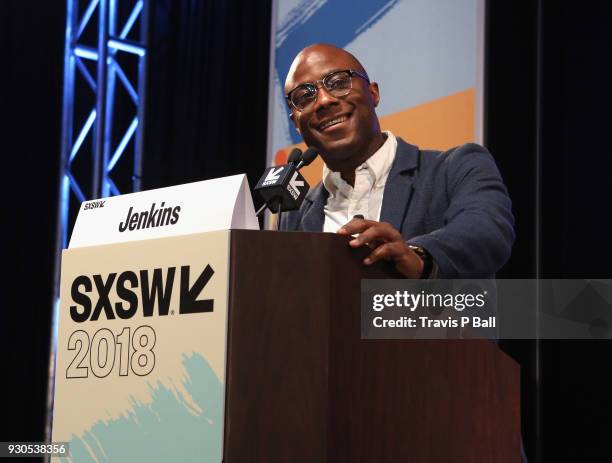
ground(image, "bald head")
xmin=284 ymin=44 xmax=368 ymax=94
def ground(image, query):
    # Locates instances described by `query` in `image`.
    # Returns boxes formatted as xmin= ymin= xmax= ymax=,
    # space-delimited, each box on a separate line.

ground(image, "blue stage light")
xmin=108 ymin=38 xmax=146 ymax=57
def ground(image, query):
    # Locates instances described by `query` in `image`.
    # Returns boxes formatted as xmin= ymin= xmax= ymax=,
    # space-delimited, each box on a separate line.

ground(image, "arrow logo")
xmin=289 ymin=171 xmax=304 ymax=191
xmin=265 ymin=167 xmax=284 ymax=183
xmin=179 ymin=264 xmax=214 ymax=314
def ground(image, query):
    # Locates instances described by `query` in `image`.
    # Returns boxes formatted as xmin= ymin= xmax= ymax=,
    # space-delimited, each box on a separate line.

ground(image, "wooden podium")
xmin=52 ymin=229 xmax=519 ymax=462
xmin=223 ymin=231 xmax=520 ymax=462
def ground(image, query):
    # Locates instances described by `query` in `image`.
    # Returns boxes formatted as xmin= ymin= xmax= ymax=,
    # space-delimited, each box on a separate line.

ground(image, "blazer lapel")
xmin=379 ymin=138 xmax=419 ymax=231
xmin=299 ymin=183 xmax=327 ymax=231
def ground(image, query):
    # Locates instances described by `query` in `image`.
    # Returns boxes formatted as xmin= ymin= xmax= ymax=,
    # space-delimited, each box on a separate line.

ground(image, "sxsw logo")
xmin=261 ymin=166 xmax=283 ymax=186
xmin=83 ymin=200 xmax=106 ymax=210
xmin=286 ymin=171 xmax=304 ymax=200
xmin=69 ymin=265 xmax=214 ymax=323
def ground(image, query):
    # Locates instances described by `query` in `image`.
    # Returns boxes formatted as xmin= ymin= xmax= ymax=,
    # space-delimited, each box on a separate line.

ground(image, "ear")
xmin=290 ymin=112 xmax=302 ymax=134
xmin=369 ymin=82 xmax=380 ymax=108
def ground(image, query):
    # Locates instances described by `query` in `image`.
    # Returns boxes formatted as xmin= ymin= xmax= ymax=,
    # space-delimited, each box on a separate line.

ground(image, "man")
xmin=280 ymin=44 xmax=514 ymax=278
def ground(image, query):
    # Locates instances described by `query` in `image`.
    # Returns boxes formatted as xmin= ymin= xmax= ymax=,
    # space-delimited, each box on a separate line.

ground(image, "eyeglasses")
xmin=285 ymin=69 xmax=370 ymax=112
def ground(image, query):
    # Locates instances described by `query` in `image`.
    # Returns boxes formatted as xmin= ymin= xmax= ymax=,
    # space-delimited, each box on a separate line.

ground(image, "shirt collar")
xmin=322 ymin=131 xmax=397 ymax=196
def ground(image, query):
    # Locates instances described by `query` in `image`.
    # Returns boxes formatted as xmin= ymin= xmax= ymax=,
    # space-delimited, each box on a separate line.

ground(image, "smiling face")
xmin=285 ymin=45 xmax=384 ymax=174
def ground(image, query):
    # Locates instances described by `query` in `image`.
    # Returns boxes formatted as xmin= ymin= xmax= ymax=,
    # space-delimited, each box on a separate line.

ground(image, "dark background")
xmin=2 ymin=1 xmax=612 ymax=461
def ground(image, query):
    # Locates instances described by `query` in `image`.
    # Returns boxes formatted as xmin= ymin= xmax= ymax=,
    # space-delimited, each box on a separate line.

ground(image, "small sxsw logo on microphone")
xmin=286 ymin=172 xmax=304 ymax=200
xmin=262 ymin=166 xmax=284 ymax=186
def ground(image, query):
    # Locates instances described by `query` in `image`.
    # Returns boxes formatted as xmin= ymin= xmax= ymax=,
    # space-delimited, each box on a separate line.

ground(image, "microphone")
xmin=295 ymin=147 xmax=318 ymax=170
xmin=254 ymin=147 xmax=318 ymax=215
xmin=287 ymin=147 xmax=302 ymax=165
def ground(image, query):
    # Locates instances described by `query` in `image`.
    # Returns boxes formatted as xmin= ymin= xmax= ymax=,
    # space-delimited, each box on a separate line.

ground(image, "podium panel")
xmin=53 ymin=231 xmax=232 ymax=462
xmin=224 ymin=231 xmax=520 ymax=463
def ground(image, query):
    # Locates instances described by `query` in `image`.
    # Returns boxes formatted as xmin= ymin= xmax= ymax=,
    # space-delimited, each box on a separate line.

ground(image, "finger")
xmin=337 ymin=217 xmax=374 ymax=235
xmin=348 ymin=222 xmax=400 ymax=247
xmin=365 ymin=242 xmax=424 ymax=278
xmin=363 ymin=241 xmax=404 ymax=265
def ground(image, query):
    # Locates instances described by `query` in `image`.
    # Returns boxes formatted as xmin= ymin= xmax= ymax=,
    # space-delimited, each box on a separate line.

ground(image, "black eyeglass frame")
xmin=285 ymin=69 xmax=370 ymax=112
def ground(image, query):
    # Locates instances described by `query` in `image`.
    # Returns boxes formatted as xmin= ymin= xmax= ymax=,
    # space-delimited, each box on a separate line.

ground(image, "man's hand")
xmin=337 ymin=217 xmax=424 ymax=279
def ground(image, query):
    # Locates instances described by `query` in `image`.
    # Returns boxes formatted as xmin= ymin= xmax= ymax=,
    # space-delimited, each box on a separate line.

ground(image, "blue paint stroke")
xmin=60 ymin=353 xmax=223 ymax=463
xmin=275 ymin=0 xmax=400 ymax=143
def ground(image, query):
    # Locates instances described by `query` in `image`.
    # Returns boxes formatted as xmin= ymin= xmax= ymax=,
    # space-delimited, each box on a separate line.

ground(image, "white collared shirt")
xmin=322 ymin=131 xmax=397 ymax=233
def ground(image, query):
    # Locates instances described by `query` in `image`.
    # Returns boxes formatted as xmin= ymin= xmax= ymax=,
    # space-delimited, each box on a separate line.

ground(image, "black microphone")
xmin=287 ymin=147 xmax=302 ymax=165
xmin=295 ymin=147 xmax=318 ymax=170
xmin=254 ymin=148 xmax=318 ymax=215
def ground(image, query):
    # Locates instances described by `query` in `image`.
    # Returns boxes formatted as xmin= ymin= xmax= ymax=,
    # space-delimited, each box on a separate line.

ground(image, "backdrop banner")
xmin=267 ymin=0 xmax=485 ymax=188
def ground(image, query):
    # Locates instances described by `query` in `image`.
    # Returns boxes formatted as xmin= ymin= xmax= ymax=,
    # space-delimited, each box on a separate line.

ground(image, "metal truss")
xmin=47 ymin=0 xmax=149 ymax=441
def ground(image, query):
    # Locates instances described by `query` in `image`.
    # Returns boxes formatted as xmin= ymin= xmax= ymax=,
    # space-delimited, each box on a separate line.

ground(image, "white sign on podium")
xmin=69 ymin=174 xmax=258 ymax=248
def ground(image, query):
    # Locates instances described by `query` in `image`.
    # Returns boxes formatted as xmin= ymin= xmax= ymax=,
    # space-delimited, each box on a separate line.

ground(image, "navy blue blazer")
xmin=280 ymin=138 xmax=515 ymax=278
